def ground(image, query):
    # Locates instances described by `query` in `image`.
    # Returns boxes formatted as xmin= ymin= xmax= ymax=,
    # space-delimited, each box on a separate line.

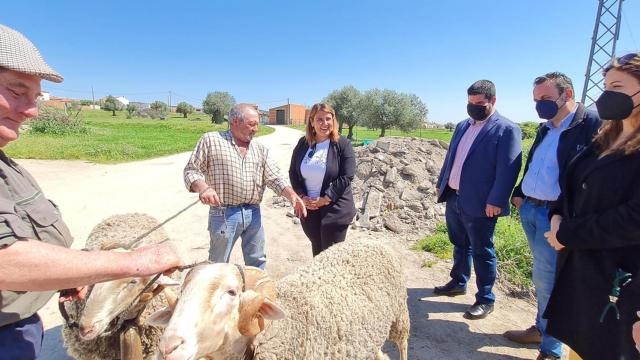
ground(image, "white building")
xmin=115 ymin=96 xmax=130 ymax=106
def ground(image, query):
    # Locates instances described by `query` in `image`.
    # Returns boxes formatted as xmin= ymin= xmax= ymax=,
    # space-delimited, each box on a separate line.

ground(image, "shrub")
xmin=29 ymin=105 xmax=88 ymax=135
xmin=414 ymin=212 xmax=533 ymax=294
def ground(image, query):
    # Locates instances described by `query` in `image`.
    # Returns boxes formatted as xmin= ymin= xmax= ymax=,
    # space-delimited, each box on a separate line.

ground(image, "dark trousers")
xmin=445 ymin=193 xmax=498 ymax=305
xmin=0 ymin=313 xmax=43 ymax=360
xmin=301 ymin=209 xmax=349 ymax=256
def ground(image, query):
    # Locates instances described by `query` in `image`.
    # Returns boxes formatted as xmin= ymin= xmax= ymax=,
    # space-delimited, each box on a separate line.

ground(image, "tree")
xmin=102 ymin=95 xmax=122 ymax=116
xmin=126 ymin=103 xmax=138 ymax=119
xmin=323 ymin=85 xmax=362 ymax=140
xmin=444 ymin=122 xmax=456 ymax=131
xmin=150 ymin=101 xmax=168 ymax=113
xmin=360 ymin=89 xmax=428 ymax=137
xmin=176 ymin=101 xmax=195 ymax=118
xmin=202 ymin=92 xmax=236 ymax=124
xmin=519 ymin=121 xmax=540 ymax=140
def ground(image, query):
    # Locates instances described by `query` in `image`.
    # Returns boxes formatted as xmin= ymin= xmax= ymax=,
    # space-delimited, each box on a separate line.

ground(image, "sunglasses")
xmin=307 ymin=144 xmax=317 ymax=158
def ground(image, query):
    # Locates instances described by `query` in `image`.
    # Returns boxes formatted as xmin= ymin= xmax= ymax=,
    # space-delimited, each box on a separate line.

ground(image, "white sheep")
xmin=147 ymin=238 xmax=410 ymax=360
xmin=61 ymin=213 xmax=180 ymax=360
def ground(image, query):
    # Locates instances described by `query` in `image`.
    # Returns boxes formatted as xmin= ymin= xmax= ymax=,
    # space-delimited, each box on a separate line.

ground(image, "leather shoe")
xmin=463 ymin=303 xmax=494 ymax=319
xmin=433 ymin=282 xmax=466 ymax=297
xmin=536 ymin=351 xmax=559 ymax=360
xmin=503 ymin=325 xmax=542 ymax=344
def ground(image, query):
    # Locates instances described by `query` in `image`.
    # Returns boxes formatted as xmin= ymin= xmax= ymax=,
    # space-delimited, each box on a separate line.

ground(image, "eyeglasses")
xmin=617 ymin=53 xmax=639 ymax=65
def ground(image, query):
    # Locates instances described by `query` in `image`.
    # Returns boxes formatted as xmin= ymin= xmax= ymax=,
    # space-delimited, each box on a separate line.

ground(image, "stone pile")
xmin=271 ymin=136 xmax=449 ymax=239
xmin=351 ymin=137 xmax=448 ymax=237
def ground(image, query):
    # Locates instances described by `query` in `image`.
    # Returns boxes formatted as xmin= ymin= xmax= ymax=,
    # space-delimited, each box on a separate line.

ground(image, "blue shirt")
xmin=521 ymin=109 xmax=575 ymax=201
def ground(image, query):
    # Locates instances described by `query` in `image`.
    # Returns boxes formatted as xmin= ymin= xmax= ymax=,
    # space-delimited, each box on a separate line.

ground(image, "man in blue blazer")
xmin=435 ymin=80 xmax=522 ymax=319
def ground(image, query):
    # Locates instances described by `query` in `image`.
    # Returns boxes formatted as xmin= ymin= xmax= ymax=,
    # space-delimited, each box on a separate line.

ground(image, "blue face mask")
xmin=535 ymin=95 xmax=563 ymax=120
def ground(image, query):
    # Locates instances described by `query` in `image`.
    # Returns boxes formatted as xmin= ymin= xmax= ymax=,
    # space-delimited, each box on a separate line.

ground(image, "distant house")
xmin=129 ymin=101 xmax=150 ymax=109
xmin=38 ymin=91 xmax=51 ymax=101
xmin=258 ymin=109 xmax=269 ymax=124
xmin=44 ymin=96 xmax=75 ymax=110
xmin=268 ymin=104 xmax=308 ymax=125
xmin=115 ymin=96 xmax=130 ymax=106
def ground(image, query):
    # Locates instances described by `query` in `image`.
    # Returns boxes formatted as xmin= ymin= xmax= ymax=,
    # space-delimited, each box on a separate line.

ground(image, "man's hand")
xmin=544 ymin=214 xmax=564 ymax=251
xmin=59 ymin=286 xmax=88 ymax=303
xmin=485 ymin=204 xmax=502 ymax=217
xmin=130 ymin=243 xmax=185 ymax=277
xmin=199 ymin=187 xmax=221 ymax=207
xmin=291 ymin=194 xmax=307 ymax=218
xmin=282 ymin=187 xmax=307 ymax=218
xmin=511 ymin=197 xmax=523 ymax=209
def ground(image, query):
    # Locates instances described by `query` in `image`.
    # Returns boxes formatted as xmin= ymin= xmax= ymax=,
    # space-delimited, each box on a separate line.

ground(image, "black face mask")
xmin=467 ymin=103 xmax=488 ymax=121
xmin=535 ymin=95 xmax=564 ymax=120
xmin=595 ymin=89 xmax=640 ymax=121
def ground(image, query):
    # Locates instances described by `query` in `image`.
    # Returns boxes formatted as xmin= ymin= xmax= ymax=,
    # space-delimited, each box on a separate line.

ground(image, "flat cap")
xmin=0 ymin=24 xmax=63 ymax=83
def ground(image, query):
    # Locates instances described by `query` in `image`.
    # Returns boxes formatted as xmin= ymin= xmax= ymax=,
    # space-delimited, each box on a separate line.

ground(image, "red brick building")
xmin=268 ymin=104 xmax=309 ymax=125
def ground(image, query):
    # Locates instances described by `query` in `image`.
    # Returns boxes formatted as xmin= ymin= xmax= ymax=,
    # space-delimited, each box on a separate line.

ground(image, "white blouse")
xmin=300 ymin=139 xmax=330 ymax=198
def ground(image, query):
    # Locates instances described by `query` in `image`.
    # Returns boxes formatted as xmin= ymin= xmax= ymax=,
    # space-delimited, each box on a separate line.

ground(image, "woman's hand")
xmin=303 ymin=196 xmax=331 ymax=210
xmin=544 ymin=215 xmax=565 ymax=250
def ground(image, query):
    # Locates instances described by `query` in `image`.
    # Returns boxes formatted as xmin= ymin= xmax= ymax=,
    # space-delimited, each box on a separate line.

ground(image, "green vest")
xmin=0 ymin=151 xmax=73 ymax=327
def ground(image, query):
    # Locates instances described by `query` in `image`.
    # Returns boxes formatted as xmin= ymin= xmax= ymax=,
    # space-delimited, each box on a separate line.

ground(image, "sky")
xmin=2 ymin=0 xmax=640 ymax=124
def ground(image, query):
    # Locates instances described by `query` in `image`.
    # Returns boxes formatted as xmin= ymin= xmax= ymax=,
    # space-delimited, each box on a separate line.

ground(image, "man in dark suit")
xmin=504 ymin=72 xmax=601 ymax=360
xmin=435 ymin=80 xmax=522 ymax=319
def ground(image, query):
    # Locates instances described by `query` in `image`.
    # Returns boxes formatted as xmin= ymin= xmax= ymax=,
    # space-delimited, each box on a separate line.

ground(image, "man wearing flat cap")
xmin=0 ymin=24 xmax=184 ymax=358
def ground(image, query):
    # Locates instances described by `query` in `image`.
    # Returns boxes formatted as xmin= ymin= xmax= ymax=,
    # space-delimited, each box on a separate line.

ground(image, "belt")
xmin=525 ymin=196 xmax=556 ymax=208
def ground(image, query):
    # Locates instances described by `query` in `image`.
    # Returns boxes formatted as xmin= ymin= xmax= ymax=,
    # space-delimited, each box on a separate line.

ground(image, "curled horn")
xmin=237 ymin=267 xmax=276 ymax=336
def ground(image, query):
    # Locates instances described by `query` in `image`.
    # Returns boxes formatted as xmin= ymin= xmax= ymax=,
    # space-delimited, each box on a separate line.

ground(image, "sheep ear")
xmin=156 ymin=275 xmax=180 ymax=287
xmin=145 ymin=307 xmax=174 ymax=327
xmin=259 ymin=298 xmax=285 ymax=321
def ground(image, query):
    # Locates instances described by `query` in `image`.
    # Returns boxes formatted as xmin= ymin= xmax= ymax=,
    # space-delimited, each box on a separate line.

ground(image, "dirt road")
xmin=19 ymin=125 xmax=538 ymax=359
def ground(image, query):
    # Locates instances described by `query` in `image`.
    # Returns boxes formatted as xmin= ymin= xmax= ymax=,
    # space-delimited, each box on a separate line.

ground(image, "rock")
xmin=400 ymin=159 xmax=410 ymax=166
xmin=376 ymin=141 xmax=391 ymax=152
xmin=401 ymin=166 xmax=419 ymax=178
xmin=286 ymin=210 xmax=295 ymax=218
xmin=356 ymin=162 xmax=373 ymax=179
xmin=384 ymin=218 xmax=404 ymax=234
xmin=408 ymin=202 xmax=423 ymax=212
xmin=363 ymin=189 xmax=383 ymax=218
xmin=417 ymin=182 xmax=433 ymax=192
xmin=383 ymin=167 xmax=398 ymax=185
xmin=400 ymin=189 xmax=423 ymax=201
xmin=438 ymin=140 xmax=449 ymax=149
xmin=375 ymin=154 xmax=386 ymax=162
xmin=292 ymin=217 xmax=300 ymax=225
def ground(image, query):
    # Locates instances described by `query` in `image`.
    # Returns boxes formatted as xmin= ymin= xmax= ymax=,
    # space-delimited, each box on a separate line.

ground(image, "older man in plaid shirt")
xmin=184 ymin=103 xmax=306 ymax=269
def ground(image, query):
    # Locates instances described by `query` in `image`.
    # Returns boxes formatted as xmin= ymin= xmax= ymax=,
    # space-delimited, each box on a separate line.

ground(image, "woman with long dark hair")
xmin=544 ymin=52 xmax=640 ymax=359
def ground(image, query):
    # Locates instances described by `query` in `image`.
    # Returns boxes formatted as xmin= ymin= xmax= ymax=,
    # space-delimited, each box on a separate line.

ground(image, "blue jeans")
xmin=208 ymin=204 xmax=266 ymax=269
xmin=519 ymin=199 xmax=562 ymax=358
xmin=0 ymin=313 xmax=43 ymax=360
xmin=445 ymin=193 xmax=497 ymax=304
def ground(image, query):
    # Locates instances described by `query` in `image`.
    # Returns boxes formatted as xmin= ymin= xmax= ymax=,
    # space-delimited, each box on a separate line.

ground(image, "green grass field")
xmin=4 ymin=109 xmax=273 ymax=163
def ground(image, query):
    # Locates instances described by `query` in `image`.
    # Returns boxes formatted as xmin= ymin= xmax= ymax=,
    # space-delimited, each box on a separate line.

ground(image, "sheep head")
xmin=78 ymin=264 xmax=179 ymax=340
xmin=146 ymin=263 xmax=284 ymax=360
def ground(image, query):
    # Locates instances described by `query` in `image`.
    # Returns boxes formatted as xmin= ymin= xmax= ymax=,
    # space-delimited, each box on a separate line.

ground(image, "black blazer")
xmin=289 ymin=136 xmax=357 ymax=226
xmin=545 ymin=145 xmax=640 ymax=359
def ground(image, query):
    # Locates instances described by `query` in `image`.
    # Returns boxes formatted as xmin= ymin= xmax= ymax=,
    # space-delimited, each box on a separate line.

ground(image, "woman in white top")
xmin=289 ymin=103 xmax=357 ymax=256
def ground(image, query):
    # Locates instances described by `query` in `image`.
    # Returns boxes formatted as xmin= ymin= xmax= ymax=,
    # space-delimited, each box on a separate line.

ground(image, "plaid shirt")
xmin=183 ymin=131 xmax=289 ymax=206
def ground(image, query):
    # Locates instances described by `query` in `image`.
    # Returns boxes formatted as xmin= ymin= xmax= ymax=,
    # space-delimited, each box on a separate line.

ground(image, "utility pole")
xmin=91 ymin=85 xmax=96 ymax=109
xmin=168 ymin=91 xmax=172 ymax=112
xmin=582 ymin=0 xmax=625 ymax=107
xmin=287 ymin=97 xmax=291 ymax=125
